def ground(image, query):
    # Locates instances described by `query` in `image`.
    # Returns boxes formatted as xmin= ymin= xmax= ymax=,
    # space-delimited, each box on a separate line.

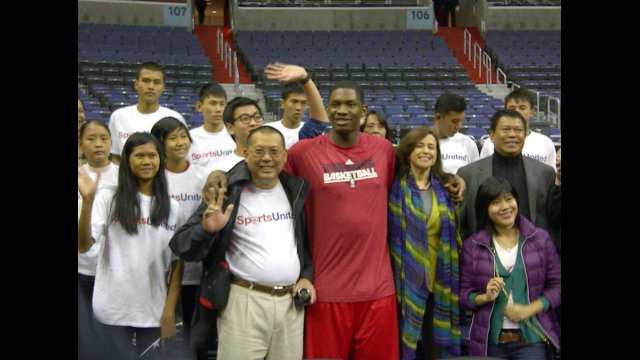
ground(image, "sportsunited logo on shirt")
xmin=236 ymin=211 xmax=294 ymax=226
xmin=135 ymin=216 xmax=178 ymax=231
xmin=191 ymin=149 xmax=234 ymax=161
xmin=525 ymin=153 xmax=547 ymax=162
xmin=170 ymin=192 xmax=202 ymax=202
xmin=442 ymin=153 xmax=469 ymax=161
xmin=322 ymin=159 xmax=378 ymax=184
xmin=118 ymin=131 xmax=134 ymax=139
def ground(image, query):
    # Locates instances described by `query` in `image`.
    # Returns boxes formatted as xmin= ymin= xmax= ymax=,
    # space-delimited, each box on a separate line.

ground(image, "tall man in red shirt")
xmin=282 ymin=79 xmax=399 ymax=360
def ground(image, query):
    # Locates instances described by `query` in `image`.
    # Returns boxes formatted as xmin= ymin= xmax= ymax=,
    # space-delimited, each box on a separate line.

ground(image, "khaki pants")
xmin=217 ymin=283 xmax=304 ymax=360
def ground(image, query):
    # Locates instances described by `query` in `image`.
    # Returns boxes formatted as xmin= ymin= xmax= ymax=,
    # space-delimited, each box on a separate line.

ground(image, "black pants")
xmin=435 ymin=4 xmax=446 ymax=26
xmin=181 ymin=285 xmax=198 ymax=344
xmin=181 ymin=285 xmax=201 ymax=358
xmin=195 ymin=0 xmax=207 ymax=25
xmin=183 ymin=285 xmax=218 ymax=360
xmin=79 ymin=276 xmax=105 ymax=360
xmin=78 ymin=273 xmax=95 ymax=317
xmin=444 ymin=4 xmax=457 ymax=26
xmin=100 ymin=324 xmax=161 ymax=360
xmin=415 ymin=294 xmax=444 ymax=360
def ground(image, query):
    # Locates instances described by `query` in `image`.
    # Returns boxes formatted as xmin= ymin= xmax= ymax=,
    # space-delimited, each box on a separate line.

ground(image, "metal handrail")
xmin=226 ymin=43 xmax=233 ymax=78
xmin=233 ymin=51 xmax=240 ymax=93
xmin=463 ymin=28 xmax=472 ymax=61
xmin=529 ymin=88 xmax=541 ymax=122
xmin=482 ymin=51 xmax=492 ymax=84
xmin=473 ymin=42 xmax=482 ymax=77
xmin=547 ymin=96 xmax=561 ymax=127
xmin=496 ymin=67 xmax=507 ymax=86
xmin=215 ymin=26 xmax=240 ymax=84
xmin=217 ymin=27 xmax=223 ymax=59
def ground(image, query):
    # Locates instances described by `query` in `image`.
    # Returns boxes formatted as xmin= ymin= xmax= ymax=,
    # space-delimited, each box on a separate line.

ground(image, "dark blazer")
xmin=457 ymin=156 xmax=556 ymax=240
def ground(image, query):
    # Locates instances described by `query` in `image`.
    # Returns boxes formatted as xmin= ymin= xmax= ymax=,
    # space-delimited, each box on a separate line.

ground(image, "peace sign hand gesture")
xmin=202 ymin=187 xmax=234 ymax=234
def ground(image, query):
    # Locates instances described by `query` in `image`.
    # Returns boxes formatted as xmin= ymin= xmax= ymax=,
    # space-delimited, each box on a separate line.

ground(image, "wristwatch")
xmin=300 ymin=72 xmax=311 ymax=85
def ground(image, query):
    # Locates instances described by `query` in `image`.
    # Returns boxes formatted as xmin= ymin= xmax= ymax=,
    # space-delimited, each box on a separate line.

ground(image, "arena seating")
xmin=78 ymin=23 xmax=212 ymax=125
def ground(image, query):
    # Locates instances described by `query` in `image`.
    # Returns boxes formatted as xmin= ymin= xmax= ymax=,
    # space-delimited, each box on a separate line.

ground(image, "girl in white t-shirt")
xmin=78 ymin=132 xmax=185 ymax=359
xmin=151 ymin=117 xmax=208 ymax=353
xmin=77 ymin=120 xmax=119 ymax=317
xmin=77 ymin=120 xmax=120 ymax=358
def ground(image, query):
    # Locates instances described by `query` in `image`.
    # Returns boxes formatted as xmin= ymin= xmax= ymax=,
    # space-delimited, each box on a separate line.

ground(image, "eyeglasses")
xmin=248 ymin=147 xmax=284 ymax=157
xmin=234 ymin=112 xmax=263 ymax=125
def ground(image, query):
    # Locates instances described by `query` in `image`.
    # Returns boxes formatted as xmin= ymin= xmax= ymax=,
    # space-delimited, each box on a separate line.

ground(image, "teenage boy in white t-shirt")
xmin=188 ymin=82 xmax=237 ymax=173
xmin=215 ymin=96 xmax=265 ymax=172
xmin=109 ymin=61 xmax=186 ymax=164
xmin=432 ymin=93 xmax=480 ymax=174
xmin=266 ymin=82 xmax=308 ymax=149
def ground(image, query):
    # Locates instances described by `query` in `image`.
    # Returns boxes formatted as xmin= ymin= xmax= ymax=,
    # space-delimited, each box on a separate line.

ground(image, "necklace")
xmin=417 ymin=181 xmax=431 ymax=190
xmin=494 ymin=232 xmax=518 ymax=251
xmin=496 ymin=240 xmax=517 ymax=251
xmin=410 ymin=169 xmax=431 ymax=190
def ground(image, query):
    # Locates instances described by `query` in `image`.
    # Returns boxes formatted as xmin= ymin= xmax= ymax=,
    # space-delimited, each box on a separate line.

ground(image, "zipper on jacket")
xmin=292 ymin=187 xmax=301 ymax=241
xmin=521 ymin=229 xmax=559 ymax=350
xmin=292 ymin=182 xmax=304 ymax=216
xmin=290 ymin=179 xmax=305 ymax=247
xmin=473 ymin=240 xmax=497 ymax=356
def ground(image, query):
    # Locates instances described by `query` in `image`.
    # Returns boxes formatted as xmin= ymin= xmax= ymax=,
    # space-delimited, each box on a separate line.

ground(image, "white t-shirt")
xmin=480 ymin=131 xmax=556 ymax=168
xmin=166 ymin=164 xmax=207 ymax=285
xmin=109 ymin=105 xmax=186 ymax=157
xmin=215 ymin=153 xmax=245 ymax=173
xmin=265 ymin=120 xmax=304 ymax=149
xmin=226 ymin=183 xmax=300 ymax=286
xmin=91 ymin=188 xmax=185 ymax=327
xmin=78 ymin=163 xmax=119 ymax=276
xmin=188 ymin=126 xmax=237 ymax=173
xmin=493 ymin=236 xmax=520 ymax=330
xmin=439 ymin=132 xmax=480 ymax=175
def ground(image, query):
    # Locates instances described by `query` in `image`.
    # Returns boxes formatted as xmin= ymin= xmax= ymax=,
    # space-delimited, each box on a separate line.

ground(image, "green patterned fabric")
xmin=389 ymin=173 xmax=462 ymax=360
